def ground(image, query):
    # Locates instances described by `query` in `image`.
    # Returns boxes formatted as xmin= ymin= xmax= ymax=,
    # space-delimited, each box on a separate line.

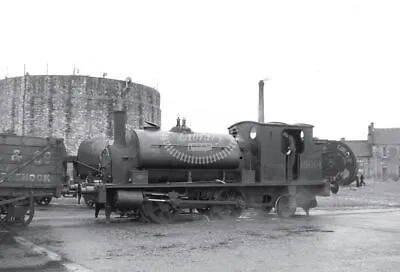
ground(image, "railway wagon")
xmin=0 ymin=133 xmax=67 ymax=226
xmin=73 ymin=108 xmax=341 ymax=224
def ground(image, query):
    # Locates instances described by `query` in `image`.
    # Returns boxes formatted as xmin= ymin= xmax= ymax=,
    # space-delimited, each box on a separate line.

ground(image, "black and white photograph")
xmin=1 ymin=0 xmax=400 ymax=271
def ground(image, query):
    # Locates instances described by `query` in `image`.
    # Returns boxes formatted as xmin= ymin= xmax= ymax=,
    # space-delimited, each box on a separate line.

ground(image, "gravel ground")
xmin=3 ymin=180 xmax=400 ymax=272
xmin=317 ymin=180 xmax=400 ymax=209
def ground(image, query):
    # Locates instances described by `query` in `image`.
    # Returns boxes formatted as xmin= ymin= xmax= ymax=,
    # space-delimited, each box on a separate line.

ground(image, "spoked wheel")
xmin=141 ymin=202 xmax=180 ymax=224
xmin=209 ymin=188 xmax=246 ymax=220
xmin=138 ymin=208 xmax=152 ymax=223
xmin=35 ymin=197 xmax=52 ymax=206
xmin=7 ymin=201 xmax=35 ymax=227
xmin=330 ymin=181 xmax=339 ymax=194
xmin=0 ymin=205 xmax=10 ymax=223
xmin=275 ymin=195 xmax=296 ymax=218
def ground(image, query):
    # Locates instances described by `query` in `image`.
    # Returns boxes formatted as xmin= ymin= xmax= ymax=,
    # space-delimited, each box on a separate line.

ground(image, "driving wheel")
xmin=141 ymin=202 xmax=180 ymax=224
xmin=275 ymin=195 xmax=296 ymax=218
xmin=209 ymin=188 xmax=246 ymax=220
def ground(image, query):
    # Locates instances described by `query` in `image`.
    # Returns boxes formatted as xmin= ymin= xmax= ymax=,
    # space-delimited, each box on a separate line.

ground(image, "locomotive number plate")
xmin=187 ymin=143 xmax=213 ymax=152
xmin=301 ymin=160 xmax=322 ymax=169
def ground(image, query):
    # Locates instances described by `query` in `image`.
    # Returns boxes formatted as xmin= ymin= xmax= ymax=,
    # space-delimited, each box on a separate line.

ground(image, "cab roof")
xmin=227 ymin=121 xmax=314 ymax=130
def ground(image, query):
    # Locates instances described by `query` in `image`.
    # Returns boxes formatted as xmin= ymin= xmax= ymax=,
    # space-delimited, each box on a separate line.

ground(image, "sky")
xmin=1 ymin=0 xmax=400 ymax=141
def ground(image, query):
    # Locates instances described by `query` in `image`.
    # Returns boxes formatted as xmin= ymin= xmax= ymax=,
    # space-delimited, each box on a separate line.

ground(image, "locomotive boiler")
xmin=97 ymin=111 xmax=242 ymax=185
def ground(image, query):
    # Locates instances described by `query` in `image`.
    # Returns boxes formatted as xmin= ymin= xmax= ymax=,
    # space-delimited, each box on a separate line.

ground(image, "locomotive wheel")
xmin=141 ymin=202 xmax=180 ymax=224
xmin=84 ymin=197 xmax=96 ymax=209
xmin=35 ymin=197 xmax=52 ymax=206
xmin=210 ymin=189 xmax=245 ymax=220
xmin=275 ymin=195 xmax=296 ymax=218
xmin=330 ymin=181 xmax=339 ymax=195
xmin=138 ymin=208 xmax=153 ymax=223
xmin=197 ymin=208 xmax=212 ymax=216
xmin=0 ymin=205 xmax=10 ymax=223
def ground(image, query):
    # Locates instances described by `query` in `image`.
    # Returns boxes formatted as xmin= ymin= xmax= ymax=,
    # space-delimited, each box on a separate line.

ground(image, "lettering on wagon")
xmin=0 ymin=172 xmax=51 ymax=182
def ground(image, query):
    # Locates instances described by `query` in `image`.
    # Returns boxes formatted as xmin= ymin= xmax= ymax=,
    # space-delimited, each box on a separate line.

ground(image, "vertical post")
xmin=22 ymin=68 xmax=27 ymax=135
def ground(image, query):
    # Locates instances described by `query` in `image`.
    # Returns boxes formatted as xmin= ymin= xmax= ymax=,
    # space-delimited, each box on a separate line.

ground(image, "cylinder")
xmin=114 ymin=190 xmax=144 ymax=208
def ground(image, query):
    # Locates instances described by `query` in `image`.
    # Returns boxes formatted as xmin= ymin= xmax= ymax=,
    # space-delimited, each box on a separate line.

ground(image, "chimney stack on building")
xmin=368 ymin=122 xmax=375 ymax=144
xmin=258 ymin=80 xmax=265 ymax=123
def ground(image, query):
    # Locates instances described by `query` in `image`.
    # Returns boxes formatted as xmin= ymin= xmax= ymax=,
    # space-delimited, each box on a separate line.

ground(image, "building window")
xmin=382 ymin=146 xmax=387 ymax=157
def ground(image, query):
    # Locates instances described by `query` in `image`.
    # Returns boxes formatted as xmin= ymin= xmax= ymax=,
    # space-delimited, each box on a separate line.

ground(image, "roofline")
xmin=0 ymin=74 xmax=158 ymax=91
xmin=228 ymin=121 xmax=259 ymax=129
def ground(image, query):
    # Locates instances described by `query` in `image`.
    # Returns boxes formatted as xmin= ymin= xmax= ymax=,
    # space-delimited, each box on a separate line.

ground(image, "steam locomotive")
xmin=71 ymin=81 xmax=357 ymax=223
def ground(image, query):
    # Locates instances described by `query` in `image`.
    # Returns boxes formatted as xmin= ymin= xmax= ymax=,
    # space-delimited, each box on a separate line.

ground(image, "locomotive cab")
xmin=228 ymin=121 xmax=323 ymax=184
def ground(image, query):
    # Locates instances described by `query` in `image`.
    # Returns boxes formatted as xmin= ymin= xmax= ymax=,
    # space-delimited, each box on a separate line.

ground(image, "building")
xmin=343 ymin=122 xmax=400 ymax=181
xmin=0 ymin=75 xmax=161 ymax=155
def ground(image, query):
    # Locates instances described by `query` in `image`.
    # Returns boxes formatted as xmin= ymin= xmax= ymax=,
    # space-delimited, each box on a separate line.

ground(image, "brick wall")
xmin=0 ymin=75 xmax=161 ymax=155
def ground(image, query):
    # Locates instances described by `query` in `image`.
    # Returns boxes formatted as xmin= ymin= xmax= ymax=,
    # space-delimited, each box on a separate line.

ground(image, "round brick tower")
xmin=0 ymin=75 xmax=161 ymax=155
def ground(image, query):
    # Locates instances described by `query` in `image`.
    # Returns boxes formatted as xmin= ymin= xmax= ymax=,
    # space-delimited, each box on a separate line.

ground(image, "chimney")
xmin=340 ymin=137 xmax=345 ymax=142
xmin=258 ymin=80 xmax=264 ymax=123
xmin=176 ymin=117 xmax=181 ymax=127
xmin=114 ymin=110 xmax=126 ymax=146
xmin=182 ymin=118 xmax=186 ymax=128
xmin=368 ymin=122 xmax=375 ymax=145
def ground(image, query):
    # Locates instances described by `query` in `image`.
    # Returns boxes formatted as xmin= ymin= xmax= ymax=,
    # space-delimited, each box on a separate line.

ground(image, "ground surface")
xmin=2 ymin=180 xmax=400 ymax=272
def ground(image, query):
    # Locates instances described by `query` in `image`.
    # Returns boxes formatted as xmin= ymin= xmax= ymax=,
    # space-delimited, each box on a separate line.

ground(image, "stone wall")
xmin=0 ymin=75 xmax=161 ymax=155
xmin=370 ymin=145 xmax=400 ymax=180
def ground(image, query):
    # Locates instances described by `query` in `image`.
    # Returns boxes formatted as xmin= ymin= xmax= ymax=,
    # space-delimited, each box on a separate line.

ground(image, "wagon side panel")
xmin=0 ymin=135 xmax=67 ymax=198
